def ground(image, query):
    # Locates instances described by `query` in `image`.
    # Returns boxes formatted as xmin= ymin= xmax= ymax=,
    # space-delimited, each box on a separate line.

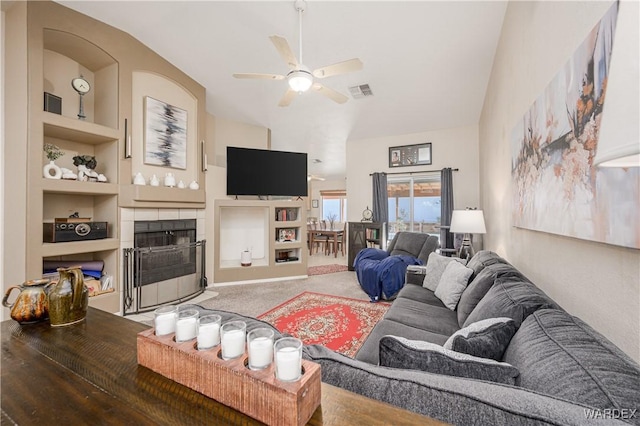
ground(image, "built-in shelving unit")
xmin=213 ymin=199 xmax=307 ymax=284
xmin=26 ymin=22 xmax=121 ymax=313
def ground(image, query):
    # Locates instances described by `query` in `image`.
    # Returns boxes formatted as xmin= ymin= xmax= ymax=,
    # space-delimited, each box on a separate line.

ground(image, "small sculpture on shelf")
xmin=43 ymin=143 xmax=64 ymax=179
xmin=73 ymin=155 xmax=107 ymax=183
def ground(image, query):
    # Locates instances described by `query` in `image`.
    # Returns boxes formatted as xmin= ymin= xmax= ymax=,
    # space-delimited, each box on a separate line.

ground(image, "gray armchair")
xmin=354 ymin=232 xmax=439 ymax=301
xmin=386 ymin=231 xmax=440 ymax=263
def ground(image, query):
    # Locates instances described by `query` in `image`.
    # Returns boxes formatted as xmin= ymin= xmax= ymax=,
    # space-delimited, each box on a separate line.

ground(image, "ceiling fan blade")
xmin=232 ymin=73 xmax=285 ymax=80
xmin=269 ymin=35 xmax=299 ymax=69
xmin=311 ymin=83 xmax=348 ymax=104
xmin=312 ymin=58 xmax=363 ymax=78
xmin=278 ymin=88 xmax=298 ymax=107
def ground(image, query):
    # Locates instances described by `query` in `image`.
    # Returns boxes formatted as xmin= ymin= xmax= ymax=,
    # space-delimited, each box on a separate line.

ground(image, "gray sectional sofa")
xmin=304 ymin=251 xmax=640 ymax=425
xmin=186 ymin=251 xmax=639 ymax=425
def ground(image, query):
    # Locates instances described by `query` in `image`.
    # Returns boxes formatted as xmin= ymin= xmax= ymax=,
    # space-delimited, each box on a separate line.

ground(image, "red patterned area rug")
xmin=307 ymin=264 xmax=349 ymax=276
xmin=258 ymin=292 xmax=390 ymax=357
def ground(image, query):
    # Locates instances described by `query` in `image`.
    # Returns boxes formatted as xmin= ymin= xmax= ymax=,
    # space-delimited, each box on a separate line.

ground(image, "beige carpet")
xmin=196 ymin=271 xmax=370 ymax=318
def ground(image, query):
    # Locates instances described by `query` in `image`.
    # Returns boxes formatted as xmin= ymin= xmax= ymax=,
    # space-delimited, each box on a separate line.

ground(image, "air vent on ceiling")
xmin=349 ymin=84 xmax=374 ymax=99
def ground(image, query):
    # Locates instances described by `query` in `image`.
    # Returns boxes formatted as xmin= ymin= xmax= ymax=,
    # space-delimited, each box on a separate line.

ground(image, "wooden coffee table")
xmin=1 ymin=308 xmax=444 ymax=425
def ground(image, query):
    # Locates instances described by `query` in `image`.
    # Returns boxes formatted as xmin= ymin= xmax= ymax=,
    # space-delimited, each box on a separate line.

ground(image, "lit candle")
xmin=276 ymin=346 xmax=301 ymax=381
xmin=248 ymin=336 xmax=273 ymax=370
xmin=221 ymin=329 xmax=245 ymax=359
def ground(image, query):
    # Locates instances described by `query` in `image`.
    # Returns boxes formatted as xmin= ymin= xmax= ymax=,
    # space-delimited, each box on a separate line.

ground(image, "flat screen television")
xmin=226 ymin=147 xmax=308 ymax=197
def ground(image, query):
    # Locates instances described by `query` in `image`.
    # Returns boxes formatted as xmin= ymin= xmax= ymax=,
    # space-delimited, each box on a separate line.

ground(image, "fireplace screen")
xmin=123 ymin=219 xmax=206 ymax=315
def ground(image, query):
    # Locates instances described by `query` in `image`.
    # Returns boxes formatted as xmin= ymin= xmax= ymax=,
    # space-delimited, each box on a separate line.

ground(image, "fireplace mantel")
xmin=120 ymin=185 xmax=206 ymax=209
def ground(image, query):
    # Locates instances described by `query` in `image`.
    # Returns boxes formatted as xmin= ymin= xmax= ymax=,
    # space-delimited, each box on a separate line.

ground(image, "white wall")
xmin=308 ymin=179 xmax=347 ymax=221
xmin=346 ymin=124 xmax=480 ymax=222
xmin=480 ymin=0 xmax=639 ymax=361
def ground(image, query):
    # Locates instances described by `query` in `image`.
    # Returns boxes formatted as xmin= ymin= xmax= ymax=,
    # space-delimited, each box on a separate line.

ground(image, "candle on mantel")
xmin=276 ymin=346 xmax=302 ymax=382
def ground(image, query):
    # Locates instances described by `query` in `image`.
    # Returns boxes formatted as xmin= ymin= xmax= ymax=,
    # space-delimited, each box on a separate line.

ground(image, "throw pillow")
xmin=434 ymin=261 xmax=473 ymax=310
xmin=379 ymin=335 xmax=520 ymax=385
xmin=443 ymin=317 xmax=517 ymax=361
xmin=422 ymin=253 xmax=466 ymax=291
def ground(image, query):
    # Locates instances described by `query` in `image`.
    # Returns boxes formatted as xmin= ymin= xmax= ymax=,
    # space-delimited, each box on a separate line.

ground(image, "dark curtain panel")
xmin=441 ymin=168 xmax=454 ymax=250
xmin=372 ymin=172 xmax=388 ymax=224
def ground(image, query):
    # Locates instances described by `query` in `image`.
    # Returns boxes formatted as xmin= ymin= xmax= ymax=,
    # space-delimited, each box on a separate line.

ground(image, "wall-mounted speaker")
xmin=44 ymin=92 xmax=62 ymax=115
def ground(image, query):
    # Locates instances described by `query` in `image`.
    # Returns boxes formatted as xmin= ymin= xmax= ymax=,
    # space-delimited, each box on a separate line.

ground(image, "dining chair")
xmin=310 ymin=222 xmax=329 ymax=254
xmin=335 ymin=222 xmax=347 ymax=256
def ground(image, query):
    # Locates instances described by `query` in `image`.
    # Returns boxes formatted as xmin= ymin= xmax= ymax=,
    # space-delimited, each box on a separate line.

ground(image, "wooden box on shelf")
xmin=137 ymin=328 xmax=321 ymax=426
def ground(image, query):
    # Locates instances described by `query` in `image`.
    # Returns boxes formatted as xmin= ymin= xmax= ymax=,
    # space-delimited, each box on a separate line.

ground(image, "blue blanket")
xmin=353 ymin=248 xmax=423 ymax=302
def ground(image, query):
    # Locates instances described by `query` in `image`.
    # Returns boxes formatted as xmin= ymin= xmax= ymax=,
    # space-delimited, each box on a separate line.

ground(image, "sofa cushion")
xmin=503 ymin=309 xmax=640 ymax=414
xmin=444 ymin=317 xmax=517 ymax=361
xmin=465 ymin=250 xmax=512 ymax=280
xmin=434 ymin=261 xmax=473 ymax=310
xmin=384 ymin=297 xmax=460 ymax=336
xmin=422 ymin=252 xmax=461 ymax=291
xmin=395 ymin=283 xmax=445 ymax=307
xmin=457 ymin=263 xmax=530 ymax=327
xmin=354 ymin=318 xmax=449 ymax=364
xmin=463 ymin=275 xmax=560 ymax=328
xmin=379 ymin=336 xmax=520 ymax=385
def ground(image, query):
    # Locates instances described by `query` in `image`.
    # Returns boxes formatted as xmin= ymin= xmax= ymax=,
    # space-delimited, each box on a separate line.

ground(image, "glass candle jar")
xmin=220 ymin=320 xmax=246 ymax=360
xmin=274 ymin=337 xmax=303 ymax=382
xmin=247 ymin=327 xmax=274 ymax=370
xmin=197 ymin=314 xmax=222 ymax=350
xmin=154 ymin=305 xmax=178 ymax=336
xmin=175 ymin=309 xmax=199 ymax=342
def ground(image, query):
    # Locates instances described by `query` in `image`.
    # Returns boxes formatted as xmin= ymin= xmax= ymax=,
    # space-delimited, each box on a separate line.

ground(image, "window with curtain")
xmin=320 ymin=190 xmax=347 ymax=222
xmin=387 ymin=175 xmax=441 ymax=241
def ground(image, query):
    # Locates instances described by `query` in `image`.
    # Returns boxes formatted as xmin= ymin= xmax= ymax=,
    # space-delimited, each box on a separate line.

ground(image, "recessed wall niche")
xmin=43 ymin=29 xmax=118 ymax=128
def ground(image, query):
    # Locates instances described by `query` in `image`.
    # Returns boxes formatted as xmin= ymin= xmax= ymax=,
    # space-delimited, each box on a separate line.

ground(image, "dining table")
xmin=308 ymin=228 xmax=344 ymax=258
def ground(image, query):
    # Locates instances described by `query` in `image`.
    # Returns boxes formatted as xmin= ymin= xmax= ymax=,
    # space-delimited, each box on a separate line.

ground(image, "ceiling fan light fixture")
xmin=288 ymin=70 xmax=313 ymax=92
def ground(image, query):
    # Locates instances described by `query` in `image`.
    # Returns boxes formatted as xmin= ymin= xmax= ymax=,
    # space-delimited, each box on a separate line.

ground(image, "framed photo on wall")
xmin=389 ymin=143 xmax=432 ymax=168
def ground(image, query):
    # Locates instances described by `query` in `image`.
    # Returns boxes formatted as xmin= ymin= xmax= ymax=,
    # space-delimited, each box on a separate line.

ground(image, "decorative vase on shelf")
xmin=133 ymin=172 xmax=146 ymax=185
xmin=177 ymin=180 xmax=186 ymax=189
xmin=164 ymin=173 xmax=176 ymax=187
xmin=43 ymin=161 xmax=62 ymax=179
xmin=150 ymin=174 xmax=160 ymax=187
xmin=189 ymin=181 xmax=199 ymax=190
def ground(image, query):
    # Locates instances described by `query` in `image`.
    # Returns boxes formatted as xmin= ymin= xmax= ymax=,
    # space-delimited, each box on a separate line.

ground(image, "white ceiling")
xmin=57 ymin=1 xmax=507 ymax=180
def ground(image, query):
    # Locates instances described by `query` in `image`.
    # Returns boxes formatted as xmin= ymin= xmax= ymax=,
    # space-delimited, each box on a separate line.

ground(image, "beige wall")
xmin=479 ymin=0 xmax=639 ymax=361
xmin=131 ymin=71 xmax=199 ymax=186
xmin=346 ymin=124 xmax=480 ymax=222
xmin=2 ymin=2 xmax=28 ymax=321
xmin=204 ymin=114 xmax=269 ymax=280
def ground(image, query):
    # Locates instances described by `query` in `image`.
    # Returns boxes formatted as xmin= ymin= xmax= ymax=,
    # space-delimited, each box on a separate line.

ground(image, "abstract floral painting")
xmin=144 ymin=96 xmax=187 ymax=169
xmin=511 ymin=2 xmax=640 ymax=249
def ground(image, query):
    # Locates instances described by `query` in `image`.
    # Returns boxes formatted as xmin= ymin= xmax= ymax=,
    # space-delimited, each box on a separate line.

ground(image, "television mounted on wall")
xmin=226 ymin=147 xmax=308 ymax=197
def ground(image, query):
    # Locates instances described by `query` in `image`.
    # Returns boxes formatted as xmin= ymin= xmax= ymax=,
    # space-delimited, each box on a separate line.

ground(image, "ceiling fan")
xmin=233 ymin=0 xmax=363 ymax=107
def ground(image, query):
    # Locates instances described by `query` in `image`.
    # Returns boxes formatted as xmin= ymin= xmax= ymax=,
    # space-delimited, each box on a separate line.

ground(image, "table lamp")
xmin=449 ymin=209 xmax=486 ymax=260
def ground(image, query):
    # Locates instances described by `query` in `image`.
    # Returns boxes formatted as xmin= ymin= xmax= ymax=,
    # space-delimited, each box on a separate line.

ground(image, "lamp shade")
xmin=288 ymin=70 xmax=313 ymax=92
xmin=594 ymin=0 xmax=640 ymax=168
xmin=449 ymin=210 xmax=486 ymax=234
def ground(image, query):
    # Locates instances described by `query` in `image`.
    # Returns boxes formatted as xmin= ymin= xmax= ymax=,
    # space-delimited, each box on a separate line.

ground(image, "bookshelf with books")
xmin=347 ymin=222 xmax=387 ymax=271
